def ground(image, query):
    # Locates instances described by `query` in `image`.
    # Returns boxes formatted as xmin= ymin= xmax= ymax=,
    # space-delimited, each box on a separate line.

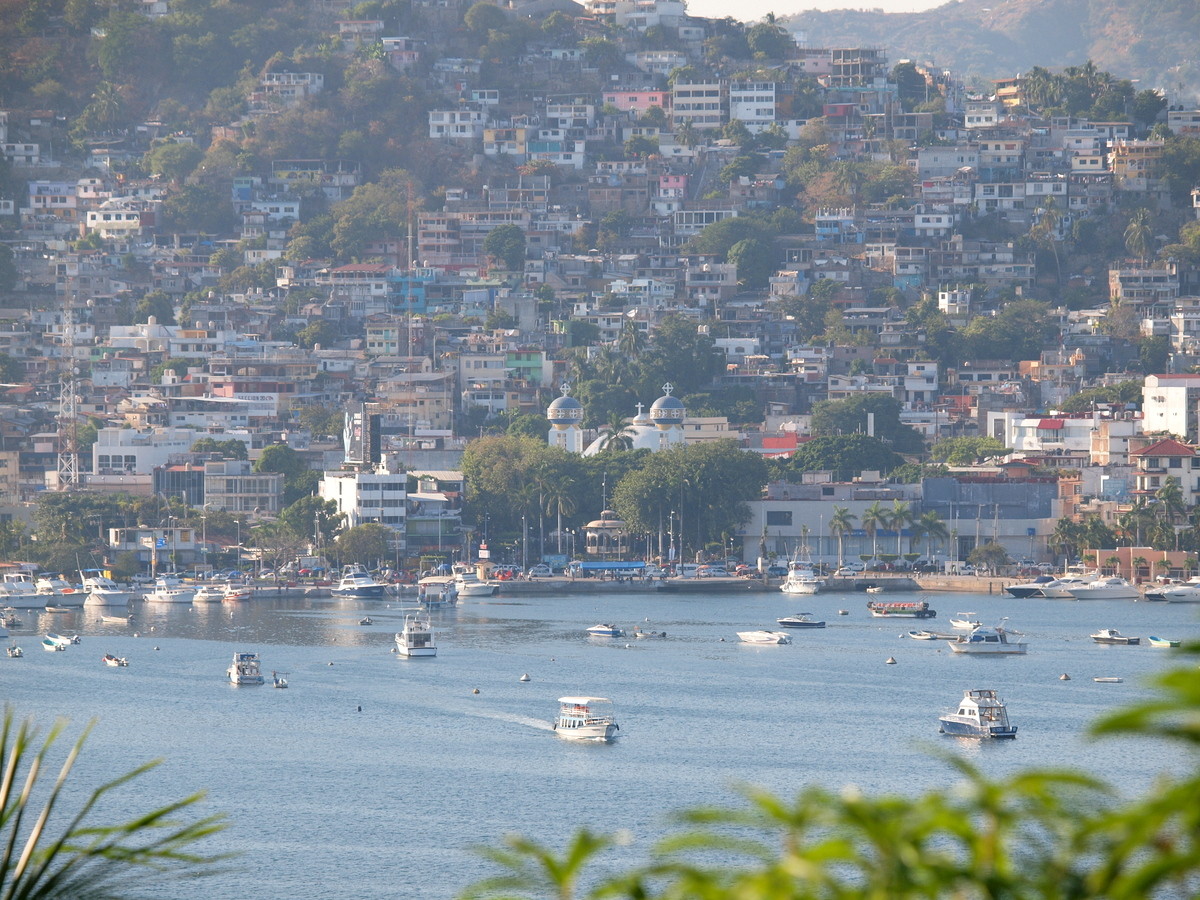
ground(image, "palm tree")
xmin=1124 ymin=208 xmax=1153 ymax=265
xmin=1186 ymin=555 xmax=1199 ymax=578
xmin=543 ymin=476 xmax=577 ymax=555
xmin=1156 ymin=476 xmax=1185 ymax=526
xmin=917 ymin=510 xmax=949 ymax=562
xmin=886 ymin=500 xmax=912 ymax=556
xmin=1105 ymin=554 xmax=1121 ymax=576
xmin=861 ymin=501 xmax=886 ymax=564
xmin=617 ymin=318 xmax=645 ymax=360
xmin=1048 ymin=517 xmax=1081 ymax=564
xmin=1031 ymin=197 xmax=1063 ymax=287
xmin=0 ymin=709 xmax=224 ymax=896
xmin=1131 ymin=555 xmax=1148 ymax=578
xmin=828 ymin=505 xmax=856 ymax=569
xmin=596 ymin=411 xmax=636 ymax=452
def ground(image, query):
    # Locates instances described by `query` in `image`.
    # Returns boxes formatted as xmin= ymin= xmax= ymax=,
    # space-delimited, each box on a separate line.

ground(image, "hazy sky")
xmin=685 ymin=0 xmax=947 ymax=23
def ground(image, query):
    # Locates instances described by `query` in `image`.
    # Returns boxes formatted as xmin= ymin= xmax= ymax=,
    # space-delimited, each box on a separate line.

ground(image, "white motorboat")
xmin=452 ymin=564 xmax=498 ymax=597
xmin=0 ymin=572 xmax=43 ymax=609
xmin=80 ymin=571 xmax=132 ymax=606
xmin=908 ymin=629 xmax=957 ymax=640
xmin=1067 ymin=576 xmax=1139 ymax=601
xmin=737 ymin=630 xmax=792 ymax=644
xmin=227 ymin=651 xmax=265 ymax=685
xmin=102 ymin=653 xmax=129 ymax=667
xmin=331 ymin=566 xmax=386 ymax=600
xmin=632 ymin=627 xmax=666 ymax=638
xmin=776 ymin=613 xmax=825 ymax=628
xmin=35 ymin=574 xmax=85 ymax=607
xmin=949 ymin=612 xmax=982 ymax=629
xmin=395 ymin=613 xmax=437 ymax=657
xmin=938 ymin=689 xmax=1017 ymax=739
xmin=553 ymin=696 xmax=619 ymax=741
xmin=41 ymin=637 xmax=65 ymax=652
xmin=45 ymin=632 xmax=79 ymax=647
xmin=99 ymin=613 xmax=134 ymax=624
xmin=1091 ymin=628 xmax=1140 ymax=645
xmin=586 ymin=624 xmax=624 ymax=637
xmin=221 ymin=584 xmax=253 ymax=603
xmin=1162 ymin=583 xmax=1200 ymax=603
xmin=142 ymin=575 xmax=195 ymax=604
xmin=192 ymin=584 xmax=226 ymax=603
xmin=947 ymin=620 xmax=1028 ymax=655
xmin=779 ymin=546 xmax=824 ymax=595
xmin=1037 ymin=575 xmax=1096 ymax=598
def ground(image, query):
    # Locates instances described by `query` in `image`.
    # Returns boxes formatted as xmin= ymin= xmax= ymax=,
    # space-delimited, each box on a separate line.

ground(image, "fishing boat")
xmin=776 ymin=613 xmax=825 ymax=628
xmin=938 ymin=689 xmax=1018 ymax=739
xmin=6 ymin=645 xmax=22 ymax=657
xmin=102 ymin=654 xmax=129 ymax=667
xmin=41 ymin=637 xmax=65 ymax=652
xmin=1148 ymin=635 xmax=1181 ymax=648
xmin=272 ymin=671 xmax=289 ymax=688
xmin=865 ymin=585 xmax=884 ymax=594
xmin=632 ymin=627 xmax=666 ymax=638
xmin=227 ymin=651 xmax=265 ymax=685
xmin=1091 ymin=628 xmax=1140 ymax=645
xmin=553 ymin=696 xmax=619 ymax=741
xmin=395 ymin=613 xmax=437 ymax=657
xmin=866 ymin=600 xmax=936 ymax=619
xmin=221 ymin=584 xmax=252 ymax=603
xmin=586 ymin=624 xmax=624 ymax=637
xmin=192 ymin=584 xmax=225 ymax=603
xmin=949 ymin=612 xmax=982 ymax=629
xmin=330 ymin=565 xmax=386 ymax=600
xmin=779 ymin=546 xmax=824 ymax=595
xmin=947 ymin=620 xmax=1028 ymax=655
xmin=736 ymin=630 xmax=792 ymax=644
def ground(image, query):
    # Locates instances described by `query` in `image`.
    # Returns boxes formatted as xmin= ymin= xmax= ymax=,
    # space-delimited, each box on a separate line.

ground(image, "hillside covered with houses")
xmin=1 ymin=0 xmax=1200 ymax=578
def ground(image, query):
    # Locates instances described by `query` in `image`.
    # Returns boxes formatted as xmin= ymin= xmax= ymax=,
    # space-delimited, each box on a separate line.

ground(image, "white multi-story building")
xmin=92 ymin=427 xmax=200 ymax=475
xmin=319 ymin=468 xmax=408 ymax=541
xmin=1143 ymin=374 xmax=1200 ymax=440
xmin=728 ymin=82 xmax=777 ymax=133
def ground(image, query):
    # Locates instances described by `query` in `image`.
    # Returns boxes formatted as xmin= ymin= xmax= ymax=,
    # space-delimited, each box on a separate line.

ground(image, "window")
xmin=766 ymin=510 xmax=792 ymax=526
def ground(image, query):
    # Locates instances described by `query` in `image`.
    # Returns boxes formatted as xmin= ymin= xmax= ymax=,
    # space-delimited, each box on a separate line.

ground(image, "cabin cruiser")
xmin=938 ymin=689 xmax=1017 ymax=739
xmin=452 ymin=564 xmax=498 ymax=598
xmin=141 ymin=575 xmax=195 ymax=604
xmin=192 ymin=584 xmax=226 ymax=603
xmin=947 ymin=620 xmax=1028 ymax=654
xmin=1091 ymin=628 xmax=1140 ymax=645
xmin=1161 ymin=582 xmax=1200 ymax=603
xmin=736 ymin=630 xmax=792 ymax=644
xmin=35 ymin=574 xmax=84 ymax=606
xmin=1037 ymin=574 xmax=1097 ymax=599
xmin=0 ymin=572 xmax=43 ymax=609
xmin=779 ymin=558 xmax=824 ymax=595
xmin=331 ymin=566 xmax=386 ymax=600
xmin=80 ymin=571 xmax=132 ymax=606
xmin=1004 ymin=575 xmax=1057 ymax=598
xmin=553 ymin=696 xmax=619 ymax=741
xmin=395 ymin=613 xmax=437 ymax=657
xmin=227 ymin=651 xmax=265 ymax=685
xmin=1067 ymin=576 xmax=1139 ymax=601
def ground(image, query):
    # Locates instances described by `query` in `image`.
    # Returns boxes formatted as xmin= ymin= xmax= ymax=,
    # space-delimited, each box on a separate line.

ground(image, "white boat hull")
xmin=555 ymin=723 xmax=619 ymax=741
xmin=737 ymin=631 xmax=791 ymax=644
xmin=780 ymin=581 xmax=822 ymax=594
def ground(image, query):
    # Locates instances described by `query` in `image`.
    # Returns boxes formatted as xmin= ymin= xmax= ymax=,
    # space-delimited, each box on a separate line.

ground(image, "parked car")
xmin=526 ymin=564 xmax=554 ymax=579
xmin=696 ymin=566 xmax=729 ymax=578
xmin=766 ymin=565 xmax=788 ymax=577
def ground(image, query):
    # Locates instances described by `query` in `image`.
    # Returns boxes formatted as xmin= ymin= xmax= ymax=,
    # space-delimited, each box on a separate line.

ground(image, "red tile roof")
xmin=1131 ymin=438 xmax=1196 ymax=457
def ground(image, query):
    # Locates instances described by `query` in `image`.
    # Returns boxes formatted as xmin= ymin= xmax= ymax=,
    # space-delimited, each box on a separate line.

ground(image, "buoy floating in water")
xmin=328 ymin=662 xmax=334 ymax=666
xmin=519 ymin=673 xmax=530 ymax=682
xmin=472 ymin=688 xmax=480 ymax=694
xmin=885 ymin=656 xmax=897 ymax=665
xmin=1060 ymin=673 xmax=1071 ymax=681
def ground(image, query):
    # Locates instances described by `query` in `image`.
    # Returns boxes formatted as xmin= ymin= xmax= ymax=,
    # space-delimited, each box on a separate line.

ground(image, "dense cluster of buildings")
xmin=2 ymin=0 xmax=1200 ymax=573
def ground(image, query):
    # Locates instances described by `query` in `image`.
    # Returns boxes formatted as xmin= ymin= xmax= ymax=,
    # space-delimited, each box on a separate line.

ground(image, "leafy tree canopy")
xmin=929 ymin=436 xmax=1008 ymax=465
xmin=772 ymin=433 xmax=906 ymax=482
xmin=811 ymin=395 xmax=924 ymax=453
xmin=191 ymin=437 xmax=249 ymax=460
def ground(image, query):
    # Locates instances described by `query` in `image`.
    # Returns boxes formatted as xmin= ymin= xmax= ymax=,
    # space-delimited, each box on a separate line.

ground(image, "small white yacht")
xmin=736 ymin=630 xmax=792 ymax=644
xmin=779 ymin=546 xmax=824 ymax=595
xmin=586 ymin=624 xmax=624 ymax=637
xmin=102 ymin=653 xmax=129 ymax=667
xmin=142 ymin=575 xmax=195 ymax=604
xmin=553 ymin=696 xmax=619 ymax=741
xmin=0 ymin=572 xmax=43 ymax=609
xmin=452 ymin=564 xmax=498 ymax=598
xmin=227 ymin=651 xmax=265 ymax=685
xmin=1162 ymin=582 xmax=1200 ymax=603
xmin=80 ymin=571 xmax=132 ymax=606
xmin=1037 ymin=575 xmax=1096 ymax=598
xmin=395 ymin=613 xmax=437 ymax=657
xmin=192 ymin=584 xmax=226 ymax=604
xmin=35 ymin=574 xmax=84 ymax=606
xmin=947 ymin=620 xmax=1028 ymax=655
xmin=1067 ymin=576 xmax=1139 ymax=601
xmin=331 ymin=565 xmax=386 ymax=600
xmin=938 ymin=689 xmax=1018 ymax=739
xmin=776 ymin=613 xmax=825 ymax=628
xmin=1091 ymin=628 xmax=1140 ymax=645
xmin=1004 ymin=575 xmax=1057 ymax=598
xmin=949 ymin=612 xmax=982 ymax=629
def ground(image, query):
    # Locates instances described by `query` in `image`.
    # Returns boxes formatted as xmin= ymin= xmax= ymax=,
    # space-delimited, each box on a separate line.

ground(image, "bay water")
xmin=3 ymin=586 xmax=1196 ymax=898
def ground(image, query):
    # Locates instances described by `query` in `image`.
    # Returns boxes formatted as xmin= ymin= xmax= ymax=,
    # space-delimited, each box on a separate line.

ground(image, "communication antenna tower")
xmin=56 ymin=292 xmax=81 ymax=489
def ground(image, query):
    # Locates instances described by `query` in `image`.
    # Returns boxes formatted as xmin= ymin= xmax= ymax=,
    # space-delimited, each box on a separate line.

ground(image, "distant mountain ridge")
xmin=781 ymin=0 xmax=1200 ymax=97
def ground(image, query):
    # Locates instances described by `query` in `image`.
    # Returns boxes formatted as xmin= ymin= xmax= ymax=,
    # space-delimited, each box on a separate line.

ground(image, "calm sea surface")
xmin=3 ymin=585 xmax=1198 ymax=898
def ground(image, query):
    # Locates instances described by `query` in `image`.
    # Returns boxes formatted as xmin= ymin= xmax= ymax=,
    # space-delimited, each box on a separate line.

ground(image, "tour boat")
xmin=1148 ymin=635 xmax=1181 ymax=648
xmin=949 ymin=612 xmax=982 ymax=629
xmin=142 ymin=575 xmax=195 ymax=604
xmin=80 ymin=571 xmax=132 ymax=606
xmin=776 ymin=613 xmax=825 ymax=628
xmin=938 ymin=689 xmax=1017 ymax=739
xmin=102 ymin=653 xmax=129 ymax=667
xmin=331 ymin=566 xmax=386 ymax=600
xmin=947 ymin=621 xmax=1028 ymax=654
xmin=553 ymin=696 xmax=619 ymax=741
xmin=395 ymin=613 xmax=437 ymax=657
xmin=41 ymin=637 xmax=65 ymax=652
xmin=866 ymin=600 xmax=936 ymax=619
xmin=586 ymin=623 xmax=624 ymax=637
xmin=1067 ymin=576 xmax=1139 ymax=601
xmin=1090 ymin=628 xmax=1140 ymax=645
xmin=736 ymin=630 xmax=792 ymax=644
xmin=227 ymin=651 xmax=265 ymax=685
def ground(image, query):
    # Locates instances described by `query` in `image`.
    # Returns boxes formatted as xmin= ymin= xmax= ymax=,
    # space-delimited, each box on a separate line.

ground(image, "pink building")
xmin=602 ymin=90 xmax=671 ymax=114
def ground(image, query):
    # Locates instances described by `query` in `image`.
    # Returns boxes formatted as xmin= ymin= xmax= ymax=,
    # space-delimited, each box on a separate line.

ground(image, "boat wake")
xmin=460 ymin=707 xmax=554 ymax=731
